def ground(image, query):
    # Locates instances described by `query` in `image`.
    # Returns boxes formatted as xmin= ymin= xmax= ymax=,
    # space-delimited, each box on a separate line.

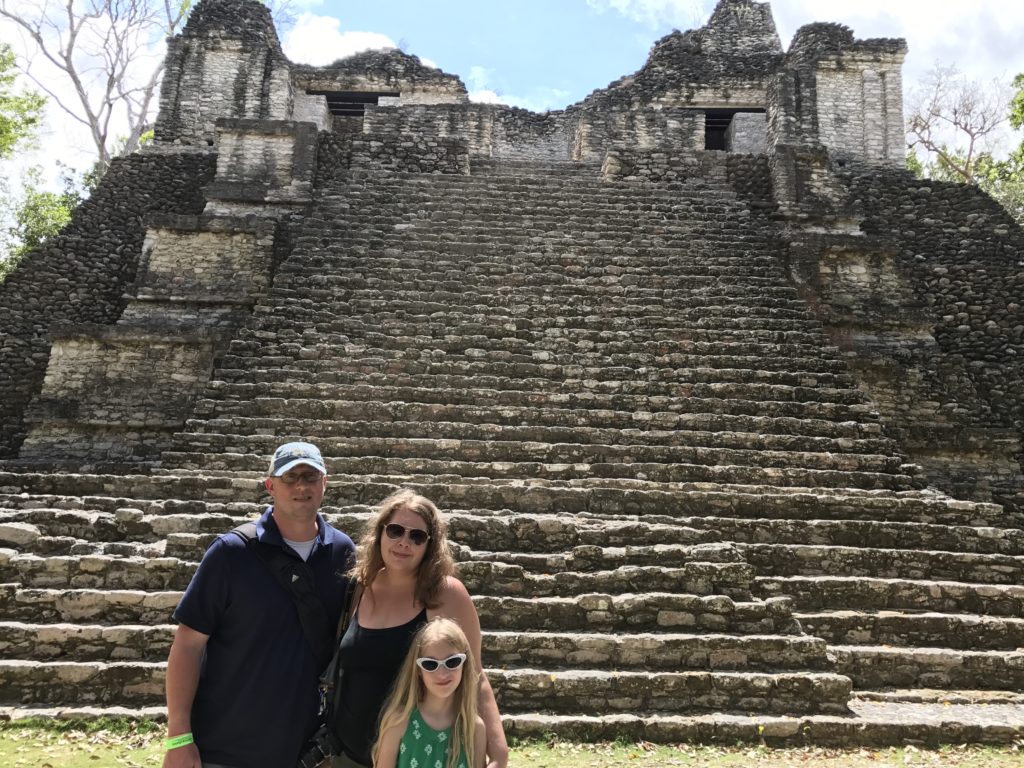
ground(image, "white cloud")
xmin=769 ymin=1 xmax=1024 ymax=84
xmin=464 ymin=65 xmax=568 ymax=112
xmin=585 ymin=0 xmax=710 ymax=28
xmin=282 ymin=14 xmax=396 ymax=66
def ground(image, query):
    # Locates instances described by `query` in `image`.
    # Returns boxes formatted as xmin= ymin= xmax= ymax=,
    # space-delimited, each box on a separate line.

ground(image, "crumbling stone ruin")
xmin=1 ymin=0 xmax=1023 ymax=744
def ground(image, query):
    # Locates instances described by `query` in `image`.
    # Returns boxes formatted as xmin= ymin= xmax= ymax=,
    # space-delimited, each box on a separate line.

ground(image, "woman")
xmin=329 ymin=489 xmax=508 ymax=768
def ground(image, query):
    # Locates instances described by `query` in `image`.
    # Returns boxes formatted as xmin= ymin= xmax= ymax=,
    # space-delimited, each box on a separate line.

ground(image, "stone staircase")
xmin=1 ymin=157 xmax=1023 ymax=743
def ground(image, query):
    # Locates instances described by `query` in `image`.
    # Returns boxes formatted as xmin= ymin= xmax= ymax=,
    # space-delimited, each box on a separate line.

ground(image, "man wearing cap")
xmin=163 ymin=441 xmax=355 ymax=768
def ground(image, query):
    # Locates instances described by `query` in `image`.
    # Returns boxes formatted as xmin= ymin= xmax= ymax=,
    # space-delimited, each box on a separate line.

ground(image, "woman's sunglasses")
xmin=415 ymin=653 xmax=467 ymax=673
xmin=384 ymin=522 xmax=430 ymax=546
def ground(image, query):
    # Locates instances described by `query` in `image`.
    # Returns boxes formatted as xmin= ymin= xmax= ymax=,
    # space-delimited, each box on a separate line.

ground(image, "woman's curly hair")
xmin=355 ymin=489 xmax=455 ymax=608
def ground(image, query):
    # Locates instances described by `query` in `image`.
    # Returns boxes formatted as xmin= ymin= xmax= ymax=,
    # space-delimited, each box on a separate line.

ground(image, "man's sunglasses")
xmin=415 ymin=653 xmax=467 ymax=673
xmin=384 ymin=522 xmax=430 ymax=546
xmin=277 ymin=471 xmax=324 ymax=485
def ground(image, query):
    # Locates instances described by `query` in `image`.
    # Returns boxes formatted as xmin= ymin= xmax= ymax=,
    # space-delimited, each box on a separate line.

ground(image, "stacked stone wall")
xmin=293 ymin=49 xmax=468 ymax=105
xmin=0 ymin=150 xmax=215 ymax=457
xmin=726 ymin=154 xmax=774 ymax=205
xmin=19 ymin=327 xmax=217 ymax=463
xmin=852 ymin=172 xmax=1024 ymax=436
xmin=155 ymin=0 xmax=291 ymax=147
xmin=575 ymin=109 xmax=704 ymax=162
xmin=355 ymin=106 xmax=471 ymax=173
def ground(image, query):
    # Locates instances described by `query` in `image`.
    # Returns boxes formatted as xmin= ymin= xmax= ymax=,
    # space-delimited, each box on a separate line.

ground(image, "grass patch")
xmin=0 ymin=722 xmax=1021 ymax=767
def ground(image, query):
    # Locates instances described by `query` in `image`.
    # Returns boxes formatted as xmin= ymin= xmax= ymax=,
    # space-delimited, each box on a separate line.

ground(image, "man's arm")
xmin=162 ymin=623 xmax=209 ymax=768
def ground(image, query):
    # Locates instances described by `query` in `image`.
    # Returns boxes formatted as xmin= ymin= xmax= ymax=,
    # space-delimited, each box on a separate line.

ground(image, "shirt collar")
xmin=260 ymin=506 xmax=329 ymax=546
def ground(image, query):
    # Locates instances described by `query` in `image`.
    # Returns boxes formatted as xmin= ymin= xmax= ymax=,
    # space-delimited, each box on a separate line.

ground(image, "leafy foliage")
xmin=0 ymin=164 xmax=93 ymax=281
xmin=907 ymin=66 xmax=1024 ymax=225
xmin=0 ymin=42 xmax=45 ymax=159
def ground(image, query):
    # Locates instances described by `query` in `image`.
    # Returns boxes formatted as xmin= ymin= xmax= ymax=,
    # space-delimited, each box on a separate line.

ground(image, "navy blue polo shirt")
xmin=174 ymin=507 xmax=354 ymax=768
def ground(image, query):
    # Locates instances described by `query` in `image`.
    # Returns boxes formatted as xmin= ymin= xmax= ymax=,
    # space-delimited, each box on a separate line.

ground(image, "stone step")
xmin=230 ymin=339 xmax=847 ymax=376
xmin=474 ymin=593 xmax=796 ymax=633
xmin=177 ymin=418 xmax=895 ymax=454
xmin=331 ymin=195 xmax=756 ymax=217
xmin=755 ymin=575 xmax=1024 ymax=617
xmin=698 ymin=514 xmax=1024 ymax=552
xmin=10 ymin=502 xmax=1018 ymax=574
xmin=742 ymin=542 xmax=1024 ymax=579
xmin=830 ymin=645 xmax=1024 ymax=691
xmin=0 ymin=659 xmax=848 ymax=715
xmin=161 ymin=450 xmax=908 ymax=488
xmin=168 ymin=435 xmax=901 ymax=474
xmin=194 ymin=383 xmax=881 ymax=427
xmin=210 ymin=355 xmax=864 ymax=391
xmin=0 ymin=552 xmax=195 ymax=591
xmin=498 ymin=698 xmax=1024 ymax=745
xmin=0 ymin=621 xmax=173 ymax=661
xmin=489 ymin=669 xmax=852 ymax=716
xmin=282 ymin=265 xmax=789 ymax=289
xmin=193 ymin=390 xmax=881 ymax=432
xmin=335 ymin=181 xmax=745 ymax=206
xmin=0 ymin=583 xmax=794 ymax=634
xmin=265 ymin=284 xmax=804 ymax=307
xmin=156 ymin=458 xmax=916 ymax=492
xmin=0 ymin=473 xmax=1002 ymax=526
xmin=455 ymin=560 xmax=757 ymax=600
xmin=4 ymin=700 xmax=1023 ymax=746
xmin=0 ymin=660 xmax=165 ymax=706
xmin=797 ymin=610 xmax=1024 ymax=650
xmin=264 ymin=300 xmax=825 ymax=328
xmin=484 ymin=630 xmax=833 ymax=671
xmin=288 ymin=252 xmax=790 ymax=278
xmin=0 ymin=585 xmax=180 ymax=624
xmin=0 ymin=549 xmax=754 ymax=599
xmin=0 ymin=623 xmax=827 ymax=670
xmin=235 ymin=307 xmax=830 ymax=344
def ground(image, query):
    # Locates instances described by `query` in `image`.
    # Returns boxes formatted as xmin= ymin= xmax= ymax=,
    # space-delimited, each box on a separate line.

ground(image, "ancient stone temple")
xmin=1 ymin=0 xmax=1023 ymax=744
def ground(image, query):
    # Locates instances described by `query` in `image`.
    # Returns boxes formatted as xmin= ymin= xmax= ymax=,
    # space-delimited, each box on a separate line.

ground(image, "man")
xmin=163 ymin=441 xmax=355 ymax=768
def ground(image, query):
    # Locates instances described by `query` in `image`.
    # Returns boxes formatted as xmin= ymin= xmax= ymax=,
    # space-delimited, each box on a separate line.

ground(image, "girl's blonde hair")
xmin=355 ymin=489 xmax=455 ymax=608
xmin=373 ymin=617 xmax=481 ymax=768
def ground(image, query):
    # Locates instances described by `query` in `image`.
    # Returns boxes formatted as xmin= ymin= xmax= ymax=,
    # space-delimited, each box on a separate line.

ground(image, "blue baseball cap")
xmin=269 ymin=441 xmax=327 ymax=476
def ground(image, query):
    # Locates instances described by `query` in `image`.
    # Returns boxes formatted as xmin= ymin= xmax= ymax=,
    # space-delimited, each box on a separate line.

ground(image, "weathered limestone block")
xmin=135 ymin=215 xmax=277 ymax=302
xmin=0 ymin=523 xmax=40 ymax=547
xmin=19 ymin=326 xmax=218 ymax=462
xmin=204 ymin=119 xmax=319 ymax=208
xmin=0 ymin=660 xmax=164 ymax=705
xmin=293 ymin=48 xmax=469 ymax=106
xmin=728 ymin=112 xmax=767 ymax=153
xmin=155 ymin=0 xmax=291 ymax=146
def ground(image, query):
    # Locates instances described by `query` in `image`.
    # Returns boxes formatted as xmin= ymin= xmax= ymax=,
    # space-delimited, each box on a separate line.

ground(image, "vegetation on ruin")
xmin=0 ymin=719 xmax=1022 ymax=768
xmin=907 ymin=67 xmax=1024 ymax=223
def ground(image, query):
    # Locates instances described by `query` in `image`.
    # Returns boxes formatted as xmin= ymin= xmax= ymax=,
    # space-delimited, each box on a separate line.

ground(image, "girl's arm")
xmin=437 ymin=577 xmax=509 ymax=768
xmin=374 ymin=720 xmax=405 ymax=768
xmin=472 ymin=715 xmax=487 ymax=768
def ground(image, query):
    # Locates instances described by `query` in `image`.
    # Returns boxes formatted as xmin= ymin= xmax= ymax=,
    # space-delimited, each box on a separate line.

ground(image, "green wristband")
xmin=165 ymin=732 xmax=194 ymax=750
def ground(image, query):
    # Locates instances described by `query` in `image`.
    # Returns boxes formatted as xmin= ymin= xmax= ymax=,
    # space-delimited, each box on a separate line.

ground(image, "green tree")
xmin=907 ymin=66 xmax=1024 ymax=225
xmin=0 ymin=165 xmax=90 ymax=281
xmin=0 ymin=42 xmax=45 ymax=159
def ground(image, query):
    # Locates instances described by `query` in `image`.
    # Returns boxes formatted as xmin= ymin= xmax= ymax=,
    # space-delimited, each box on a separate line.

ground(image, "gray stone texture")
xmin=0 ymin=0 xmax=1023 ymax=745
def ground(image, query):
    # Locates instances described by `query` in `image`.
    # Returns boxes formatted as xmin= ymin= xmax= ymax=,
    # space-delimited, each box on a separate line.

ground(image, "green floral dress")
xmin=396 ymin=708 xmax=468 ymax=768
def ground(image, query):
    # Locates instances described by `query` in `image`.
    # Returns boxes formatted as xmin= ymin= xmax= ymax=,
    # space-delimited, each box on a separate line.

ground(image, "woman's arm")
xmin=437 ymin=577 xmax=509 ymax=768
xmin=472 ymin=715 xmax=487 ymax=768
xmin=373 ymin=720 xmax=405 ymax=768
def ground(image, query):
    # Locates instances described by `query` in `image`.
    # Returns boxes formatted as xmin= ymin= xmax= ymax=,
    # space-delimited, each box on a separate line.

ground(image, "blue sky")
xmin=3 ymin=0 xmax=1024 ymax=183
xmin=283 ymin=0 xmax=1024 ymax=113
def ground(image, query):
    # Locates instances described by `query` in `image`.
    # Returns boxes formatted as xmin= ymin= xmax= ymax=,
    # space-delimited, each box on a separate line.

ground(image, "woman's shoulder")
xmin=434 ymin=576 xmax=473 ymax=609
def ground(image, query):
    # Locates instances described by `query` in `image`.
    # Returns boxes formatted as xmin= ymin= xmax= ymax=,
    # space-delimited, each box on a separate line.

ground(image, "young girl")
xmin=372 ymin=618 xmax=486 ymax=768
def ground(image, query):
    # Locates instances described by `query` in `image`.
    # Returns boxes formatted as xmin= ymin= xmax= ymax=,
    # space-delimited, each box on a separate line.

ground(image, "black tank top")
xmin=330 ymin=606 xmax=428 ymax=766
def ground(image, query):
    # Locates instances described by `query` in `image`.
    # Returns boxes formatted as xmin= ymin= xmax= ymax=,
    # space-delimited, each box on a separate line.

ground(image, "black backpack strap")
xmin=231 ymin=522 xmax=334 ymax=671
